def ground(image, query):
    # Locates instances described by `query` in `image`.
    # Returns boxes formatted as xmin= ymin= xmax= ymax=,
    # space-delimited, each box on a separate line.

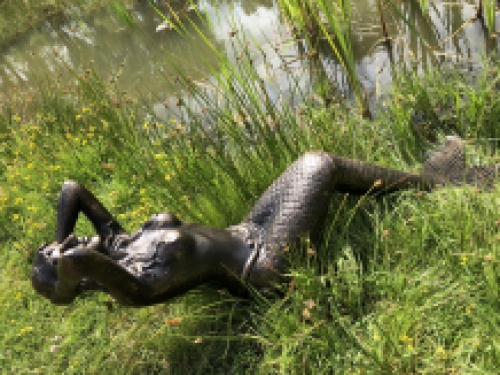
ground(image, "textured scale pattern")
xmin=240 ymin=139 xmax=500 ymax=286
xmin=240 ymin=152 xmax=337 ymax=287
xmin=422 ymin=136 xmax=500 ymax=187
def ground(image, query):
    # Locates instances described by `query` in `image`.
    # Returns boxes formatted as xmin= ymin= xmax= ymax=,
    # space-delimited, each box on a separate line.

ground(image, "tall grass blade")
xmin=383 ymin=0 xmax=433 ymax=51
xmin=278 ymin=0 xmax=371 ymax=117
xmin=419 ymin=0 xmax=429 ymax=13
xmin=483 ymin=0 xmax=496 ymax=33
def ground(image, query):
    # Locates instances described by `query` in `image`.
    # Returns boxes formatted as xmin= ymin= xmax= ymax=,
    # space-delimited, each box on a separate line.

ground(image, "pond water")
xmin=1 ymin=0 xmax=498 ymax=117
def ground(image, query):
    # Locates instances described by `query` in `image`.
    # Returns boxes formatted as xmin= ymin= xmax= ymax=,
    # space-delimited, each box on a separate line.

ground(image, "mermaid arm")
xmin=53 ymin=246 xmax=155 ymax=306
xmin=56 ymin=180 xmax=126 ymax=243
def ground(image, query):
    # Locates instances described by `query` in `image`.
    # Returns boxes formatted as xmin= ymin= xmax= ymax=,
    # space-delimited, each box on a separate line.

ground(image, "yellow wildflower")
xmin=460 ymin=255 xmax=468 ymax=266
xmin=19 ymin=326 xmax=33 ymax=334
xmin=466 ymin=304 xmax=474 ymax=314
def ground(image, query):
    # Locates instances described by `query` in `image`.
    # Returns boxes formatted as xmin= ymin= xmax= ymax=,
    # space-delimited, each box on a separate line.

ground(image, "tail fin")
xmin=421 ymin=136 xmax=466 ymax=185
xmin=422 ymin=136 xmax=500 ymax=187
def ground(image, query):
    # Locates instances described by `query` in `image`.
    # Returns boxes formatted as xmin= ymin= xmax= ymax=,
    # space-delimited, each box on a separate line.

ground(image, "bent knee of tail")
xmin=298 ymin=151 xmax=334 ymax=171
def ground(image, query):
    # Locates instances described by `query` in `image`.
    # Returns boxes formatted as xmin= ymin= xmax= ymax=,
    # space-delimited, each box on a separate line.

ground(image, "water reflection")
xmin=153 ymin=0 xmax=309 ymax=122
xmin=0 ymin=0 xmax=498 ymax=115
xmin=1 ymin=2 xmax=220 ymax=90
xmin=317 ymin=0 xmax=498 ymax=108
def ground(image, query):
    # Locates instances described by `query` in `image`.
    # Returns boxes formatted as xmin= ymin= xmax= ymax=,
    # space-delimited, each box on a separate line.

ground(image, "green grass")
xmin=3 ymin=2 xmax=500 ymax=374
xmin=3 ymin=56 xmax=500 ymax=373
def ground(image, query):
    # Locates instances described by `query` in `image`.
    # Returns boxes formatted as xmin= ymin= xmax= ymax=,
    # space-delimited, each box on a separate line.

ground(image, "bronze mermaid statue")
xmin=31 ymin=136 xmax=500 ymax=306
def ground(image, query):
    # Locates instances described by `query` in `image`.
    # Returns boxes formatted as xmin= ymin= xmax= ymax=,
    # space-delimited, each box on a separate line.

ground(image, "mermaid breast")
xmin=117 ymin=230 xmax=179 ymax=280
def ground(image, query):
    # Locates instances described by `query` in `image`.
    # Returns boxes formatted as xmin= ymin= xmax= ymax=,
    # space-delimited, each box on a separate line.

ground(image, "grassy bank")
xmin=3 ymin=54 xmax=500 ymax=372
xmin=3 ymin=2 xmax=500 ymax=374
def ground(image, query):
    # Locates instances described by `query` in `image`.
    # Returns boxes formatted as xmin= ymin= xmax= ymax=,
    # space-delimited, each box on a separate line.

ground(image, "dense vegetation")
xmin=2 ymin=1 xmax=500 ymax=373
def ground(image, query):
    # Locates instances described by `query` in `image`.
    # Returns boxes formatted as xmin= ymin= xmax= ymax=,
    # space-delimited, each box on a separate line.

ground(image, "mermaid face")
xmin=31 ymin=243 xmax=59 ymax=300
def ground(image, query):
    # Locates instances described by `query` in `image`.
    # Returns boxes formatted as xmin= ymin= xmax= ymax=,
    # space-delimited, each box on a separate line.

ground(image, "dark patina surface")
xmin=32 ymin=137 xmax=500 ymax=306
